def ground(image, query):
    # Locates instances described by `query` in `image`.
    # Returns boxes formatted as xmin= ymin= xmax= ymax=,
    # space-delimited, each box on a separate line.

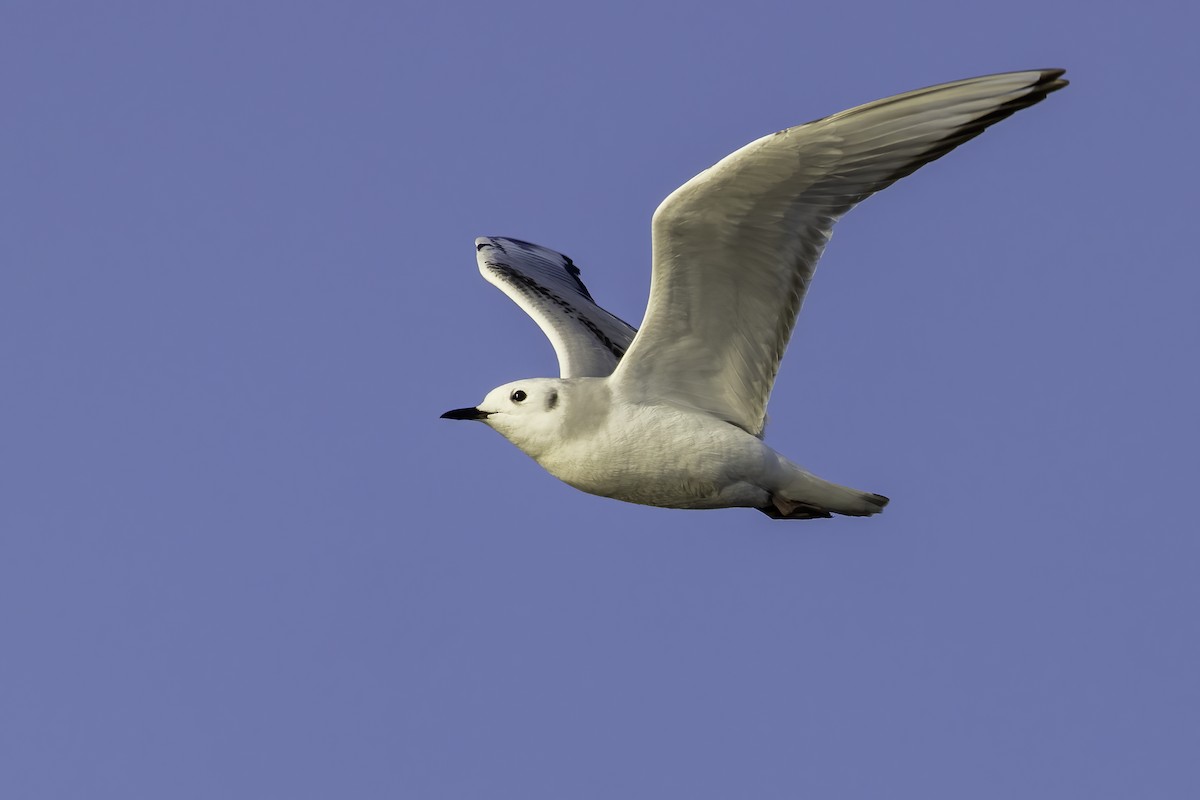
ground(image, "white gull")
xmin=442 ymin=69 xmax=1067 ymax=519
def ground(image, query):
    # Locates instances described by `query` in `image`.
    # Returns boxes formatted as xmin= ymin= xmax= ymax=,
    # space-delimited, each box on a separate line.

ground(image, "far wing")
xmin=475 ymin=236 xmax=637 ymax=378
xmin=613 ymin=69 xmax=1067 ymax=435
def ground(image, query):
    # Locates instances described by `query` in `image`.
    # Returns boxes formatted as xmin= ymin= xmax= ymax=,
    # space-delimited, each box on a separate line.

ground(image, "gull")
xmin=442 ymin=69 xmax=1067 ymax=519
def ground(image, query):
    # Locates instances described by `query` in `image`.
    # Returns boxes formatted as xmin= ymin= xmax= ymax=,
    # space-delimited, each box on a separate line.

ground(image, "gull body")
xmin=456 ymin=377 xmax=879 ymax=518
xmin=443 ymin=70 xmax=1068 ymax=519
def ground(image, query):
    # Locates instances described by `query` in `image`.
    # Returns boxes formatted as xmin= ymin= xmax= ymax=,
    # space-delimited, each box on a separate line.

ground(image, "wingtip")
xmin=1027 ymin=68 xmax=1075 ymax=95
xmin=1036 ymin=68 xmax=1069 ymax=93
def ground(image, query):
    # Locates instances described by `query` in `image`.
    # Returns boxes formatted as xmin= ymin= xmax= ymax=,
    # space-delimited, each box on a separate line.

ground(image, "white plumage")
xmin=444 ymin=70 xmax=1067 ymax=519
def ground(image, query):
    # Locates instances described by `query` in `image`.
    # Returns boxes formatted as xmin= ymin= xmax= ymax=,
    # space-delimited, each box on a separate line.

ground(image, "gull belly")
xmin=537 ymin=396 xmax=777 ymax=510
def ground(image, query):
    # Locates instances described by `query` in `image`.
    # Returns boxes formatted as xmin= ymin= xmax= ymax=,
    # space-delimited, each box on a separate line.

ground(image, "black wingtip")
xmin=1033 ymin=68 xmax=1069 ymax=94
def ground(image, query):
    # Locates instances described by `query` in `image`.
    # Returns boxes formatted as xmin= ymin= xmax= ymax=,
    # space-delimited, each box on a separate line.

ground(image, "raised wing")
xmin=613 ymin=69 xmax=1067 ymax=435
xmin=476 ymin=236 xmax=638 ymax=378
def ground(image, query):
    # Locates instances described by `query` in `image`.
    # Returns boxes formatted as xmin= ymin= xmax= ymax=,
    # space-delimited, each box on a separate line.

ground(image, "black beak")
xmin=440 ymin=407 xmax=492 ymax=421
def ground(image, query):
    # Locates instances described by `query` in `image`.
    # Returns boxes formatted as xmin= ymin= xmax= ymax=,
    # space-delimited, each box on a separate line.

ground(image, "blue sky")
xmin=2 ymin=1 xmax=1198 ymax=798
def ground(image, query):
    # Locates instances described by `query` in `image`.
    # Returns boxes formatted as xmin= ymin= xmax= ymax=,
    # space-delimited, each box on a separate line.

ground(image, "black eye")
xmin=510 ymin=389 xmax=527 ymax=403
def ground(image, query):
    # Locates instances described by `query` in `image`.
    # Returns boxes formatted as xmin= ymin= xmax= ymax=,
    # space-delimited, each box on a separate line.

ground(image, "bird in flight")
xmin=442 ymin=69 xmax=1067 ymax=519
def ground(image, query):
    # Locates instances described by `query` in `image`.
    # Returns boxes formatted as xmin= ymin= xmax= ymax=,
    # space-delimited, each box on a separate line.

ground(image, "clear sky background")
xmin=3 ymin=2 xmax=1197 ymax=798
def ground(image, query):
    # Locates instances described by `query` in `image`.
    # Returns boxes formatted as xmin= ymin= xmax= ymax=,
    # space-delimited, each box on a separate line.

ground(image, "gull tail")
xmin=759 ymin=471 xmax=889 ymax=520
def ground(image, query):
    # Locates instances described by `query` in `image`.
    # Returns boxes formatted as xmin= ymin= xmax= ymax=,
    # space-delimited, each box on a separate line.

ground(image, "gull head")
xmin=441 ymin=378 xmax=568 ymax=459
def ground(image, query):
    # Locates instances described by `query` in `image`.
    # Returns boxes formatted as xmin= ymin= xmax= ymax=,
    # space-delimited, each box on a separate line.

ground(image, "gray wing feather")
xmin=476 ymin=236 xmax=637 ymax=378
